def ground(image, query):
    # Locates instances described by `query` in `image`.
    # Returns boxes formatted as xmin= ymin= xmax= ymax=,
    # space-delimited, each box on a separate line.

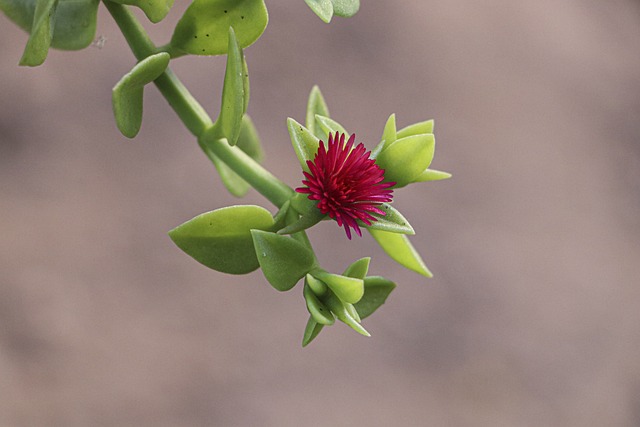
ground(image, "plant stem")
xmin=103 ymin=0 xmax=294 ymax=207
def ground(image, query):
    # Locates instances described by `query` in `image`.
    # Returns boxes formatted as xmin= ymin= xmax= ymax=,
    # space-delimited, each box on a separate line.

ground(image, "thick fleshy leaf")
xmin=212 ymin=27 xmax=244 ymax=146
xmin=306 ymin=273 xmax=328 ymax=296
xmin=305 ymin=86 xmax=330 ymax=140
xmin=110 ymin=0 xmax=174 ymax=23
xmin=369 ymin=229 xmax=432 ymax=277
xmin=413 ymin=168 xmax=452 ymax=182
xmin=287 ymin=118 xmax=320 ymax=171
xmin=302 ymin=316 xmax=324 ymax=347
xmin=345 ymin=303 xmax=361 ymax=323
xmin=112 ymin=52 xmax=171 ymax=138
xmin=206 ymin=115 xmax=263 ymax=197
xmin=361 ymin=203 xmax=414 ymax=235
xmin=251 ymin=230 xmax=316 ymax=291
xmin=19 ymin=0 xmax=57 ymax=66
xmin=304 ymin=278 xmax=335 ymax=325
xmin=315 ymin=114 xmax=348 ymax=138
xmin=277 ymin=208 xmax=325 ymax=235
xmin=242 ymin=53 xmax=250 ymax=114
xmin=1 ymin=0 xmax=99 ymax=52
xmin=171 ymin=0 xmax=268 ymax=56
xmin=353 ymin=276 xmax=396 ymax=319
xmin=169 ymin=205 xmax=275 ymax=274
xmin=376 ymin=134 xmax=435 ymax=188
xmin=321 ymin=290 xmax=369 ymax=336
xmin=342 ymin=257 xmax=370 ymax=280
xmin=396 ymin=119 xmax=434 ymax=139
xmin=331 ymin=0 xmax=359 ymax=18
xmin=312 ymin=270 xmax=364 ymax=304
xmin=304 ymin=0 xmax=332 ymax=23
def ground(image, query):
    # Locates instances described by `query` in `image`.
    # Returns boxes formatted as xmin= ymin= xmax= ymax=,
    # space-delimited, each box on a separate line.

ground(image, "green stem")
xmin=103 ymin=0 xmax=294 ymax=207
xmin=199 ymin=137 xmax=294 ymax=207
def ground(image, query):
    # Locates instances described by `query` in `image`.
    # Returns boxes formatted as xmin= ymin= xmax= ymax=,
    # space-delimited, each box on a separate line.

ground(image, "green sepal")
xmin=302 ymin=316 xmax=324 ymax=347
xmin=1 ymin=0 xmax=99 ymax=52
xmin=361 ymin=203 xmax=414 ymax=235
xmin=413 ymin=168 xmax=452 ymax=182
xmin=287 ymin=118 xmax=320 ymax=171
xmin=331 ymin=0 xmax=359 ymax=17
xmin=204 ymin=115 xmax=264 ymax=197
xmin=304 ymin=278 xmax=335 ymax=325
xmin=353 ymin=276 xmax=396 ymax=319
xmin=342 ymin=257 xmax=370 ymax=280
xmin=109 ymin=0 xmax=174 ymax=23
xmin=251 ymin=230 xmax=317 ymax=291
xmin=19 ymin=0 xmax=58 ymax=66
xmin=212 ymin=27 xmax=245 ymax=146
xmin=321 ymin=290 xmax=370 ymax=336
xmin=168 ymin=205 xmax=275 ymax=275
xmin=170 ymin=0 xmax=268 ymax=56
xmin=312 ymin=269 xmax=363 ymax=304
xmin=305 ymin=86 xmax=330 ymax=140
xmin=315 ymin=114 xmax=348 ymax=138
xmin=369 ymin=229 xmax=432 ymax=277
xmin=375 ymin=134 xmax=435 ymax=188
xmin=304 ymin=0 xmax=332 ymax=23
xmin=277 ymin=208 xmax=325 ymax=235
xmin=396 ymin=119 xmax=434 ymax=139
xmin=371 ymin=114 xmax=396 ymax=158
xmin=112 ymin=52 xmax=171 ymax=138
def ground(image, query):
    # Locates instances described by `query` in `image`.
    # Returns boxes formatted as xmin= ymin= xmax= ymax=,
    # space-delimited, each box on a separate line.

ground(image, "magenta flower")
xmin=296 ymin=132 xmax=395 ymax=239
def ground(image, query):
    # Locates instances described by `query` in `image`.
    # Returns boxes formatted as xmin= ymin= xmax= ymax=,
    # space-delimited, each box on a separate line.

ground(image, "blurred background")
xmin=2 ymin=1 xmax=640 ymax=426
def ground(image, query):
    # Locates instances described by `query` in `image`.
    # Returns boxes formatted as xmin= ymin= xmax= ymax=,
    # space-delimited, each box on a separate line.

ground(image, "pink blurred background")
xmin=2 ymin=1 xmax=640 ymax=425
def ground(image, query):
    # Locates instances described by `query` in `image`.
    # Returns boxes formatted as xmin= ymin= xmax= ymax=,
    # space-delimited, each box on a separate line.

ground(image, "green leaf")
xmin=413 ymin=168 xmax=452 ymax=182
xmin=169 ymin=205 xmax=275 ymax=275
xmin=1 ymin=0 xmax=100 ymax=52
xmin=369 ymin=229 xmax=432 ymax=277
xmin=19 ymin=0 xmax=57 ymax=66
xmin=342 ymin=257 xmax=370 ymax=280
xmin=345 ymin=302 xmax=361 ymax=323
xmin=236 ymin=115 xmax=263 ymax=161
xmin=112 ymin=52 xmax=171 ymax=138
xmin=321 ymin=290 xmax=370 ymax=336
xmin=305 ymin=86 xmax=330 ymax=140
xmin=315 ymin=114 xmax=348 ymax=137
xmin=213 ymin=27 xmax=245 ymax=146
xmin=110 ymin=0 xmax=174 ymax=23
xmin=362 ymin=203 xmax=414 ymax=235
xmin=171 ymin=0 xmax=268 ymax=56
xmin=277 ymin=208 xmax=325 ymax=235
xmin=304 ymin=278 xmax=335 ymax=325
xmin=353 ymin=276 xmax=396 ymax=319
xmin=205 ymin=115 xmax=263 ymax=197
xmin=312 ymin=270 xmax=364 ymax=304
xmin=396 ymin=119 xmax=434 ymax=139
xmin=376 ymin=134 xmax=435 ymax=188
xmin=306 ymin=273 xmax=328 ymax=296
xmin=251 ymin=230 xmax=316 ymax=291
xmin=302 ymin=316 xmax=324 ymax=347
xmin=242 ymin=53 xmax=250 ymax=114
xmin=304 ymin=0 xmax=332 ymax=23
xmin=331 ymin=0 xmax=359 ymax=18
xmin=287 ymin=118 xmax=320 ymax=171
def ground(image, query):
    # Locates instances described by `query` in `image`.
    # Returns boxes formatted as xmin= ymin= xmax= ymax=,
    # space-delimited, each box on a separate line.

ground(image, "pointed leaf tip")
xmin=251 ymin=230 xmax=316 ymax=291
